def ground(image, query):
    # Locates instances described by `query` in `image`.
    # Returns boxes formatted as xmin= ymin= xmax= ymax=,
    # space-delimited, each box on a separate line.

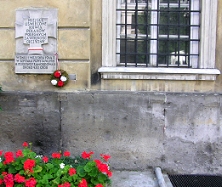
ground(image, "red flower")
xmin=57 ymin=80 xmax=64 ymax=87
xmin=63 ymin=151 xmax=70 ymax=157
xmin=2 ymin=172 xmax=7 ymax=176
xmin=54 ymin=71 xmax=61 ymax=78
xmin=0 ymin=150 xmax=3 ymax=156
xmin=24 ymin=159 xmax=36 ymax=173
xmin=16 ymin=150 xmax=23 ymax=157
xmin=0 ymin=179 xmax=3 ymax=185
xmin=58 ymin=182 xmax=71 ymax=187
xmin=25 ymin=177 xmax=36 ymax=187
xmin=95 ymin=184 xmax=103 ymax=187
xmin=52 ymin=152 xmax=61 ymax=159
xmin=107 ymin=171 xmax=112 ymax=177
xmin=42 ymin=156 xmax=48 ymax=163
xmin=69 ymin=168 xmax=76 ymax=176
xmin=3 ymin=173 xmax=14 ymax=187
xmin=4 ymin=152 xmax=14 ymax=164
xmin=100 ymin=154 xmax=111 ymax=162
xmin=94 ymin=160 xmax=111 ymax=177
xmin=81 ymin=151 xmax=94 ymax=159
xmin=14 ymin=174 xmax=25 ymax=183
xmin=23 ymin=142 xmax=29 ymax=147
xmin=78 ymin=179 xmax=88 ymax=187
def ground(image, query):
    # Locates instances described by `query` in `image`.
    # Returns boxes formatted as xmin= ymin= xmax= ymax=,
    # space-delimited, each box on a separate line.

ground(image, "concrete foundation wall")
xmin=1 ymin=91 xmax=222 ymax=174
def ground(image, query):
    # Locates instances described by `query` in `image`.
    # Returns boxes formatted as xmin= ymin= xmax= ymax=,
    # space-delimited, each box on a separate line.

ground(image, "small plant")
xmin=0 ymin=142 xmax=112 ymax=187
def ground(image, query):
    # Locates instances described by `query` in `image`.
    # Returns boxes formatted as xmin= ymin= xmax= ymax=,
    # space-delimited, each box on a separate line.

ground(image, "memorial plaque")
xmin=23 ymin=18 xmax=48 ymax=45
xmin=15 ymin=55 xmax=56 ymax=74
xmin=15 ymin=8 xmax=58 ymax=74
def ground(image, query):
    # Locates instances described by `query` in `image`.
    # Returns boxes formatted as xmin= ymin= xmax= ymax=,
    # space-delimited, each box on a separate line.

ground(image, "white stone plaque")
xmin=15 ymin=55 xmax=56 ymax=74
xmin=15 ymin=8 xmax=58 ymax=74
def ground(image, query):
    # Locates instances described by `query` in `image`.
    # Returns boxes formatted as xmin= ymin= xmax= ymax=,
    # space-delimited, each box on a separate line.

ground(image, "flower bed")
xmin=0 ymin=142 xmax=112 ymax=187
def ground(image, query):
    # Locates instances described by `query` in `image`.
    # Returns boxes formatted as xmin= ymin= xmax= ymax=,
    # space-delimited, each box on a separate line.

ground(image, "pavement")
xmin=111 ymin=167 xmax=173 ymax=187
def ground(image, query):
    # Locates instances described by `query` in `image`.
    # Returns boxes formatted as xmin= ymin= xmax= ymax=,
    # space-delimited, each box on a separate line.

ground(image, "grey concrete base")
xmin=111 ymin=170 xmax=159 ymax=187
xmin=111 ymin=169 xmax=173 ymax=187
xmin=1 ymin=91 xmax=222 ymax=174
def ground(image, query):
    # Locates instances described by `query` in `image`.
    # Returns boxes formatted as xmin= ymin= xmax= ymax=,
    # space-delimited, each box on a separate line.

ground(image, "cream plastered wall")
xmin=0 ymin=0 xmax=222 ymax=92
xmin=215 ymin=0 xmax=222 ymax=92
xmin=0 ymin=0 xmax=91 ymax=91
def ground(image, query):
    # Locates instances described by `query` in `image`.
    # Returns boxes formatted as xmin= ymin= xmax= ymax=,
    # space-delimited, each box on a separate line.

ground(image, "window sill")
xmin=98 ymin=67 xmax=221 ymax=80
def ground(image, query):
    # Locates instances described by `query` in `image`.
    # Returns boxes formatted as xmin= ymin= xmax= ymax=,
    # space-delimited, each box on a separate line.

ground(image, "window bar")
xmin=187 ymin=0 xmax=191 ymax=67
xmin=124 ymin=0 xmax=128 ymax=67
xmin=190 ymin=0 xmax=200 ymax=68
xmin=156 ymin=0 xmax=160 ymax=67
xmin=150 ymin=0 xmax=158 ymax=66
xmin=134 ymin=0 xmax=138 ymax=66
xmin=177 ymin=0 xmax=181 ymax=67
xmin=145 ymin=0 xmax=149 ymax=67
xmin=116 ymin=0 xmax=121 ymax=65
xmin=166 ymin=0 xmax=170 ymax=66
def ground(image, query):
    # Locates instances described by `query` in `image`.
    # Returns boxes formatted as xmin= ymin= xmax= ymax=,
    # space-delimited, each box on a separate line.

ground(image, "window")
xmin=99 ymin=0 xmax=220 ymax=80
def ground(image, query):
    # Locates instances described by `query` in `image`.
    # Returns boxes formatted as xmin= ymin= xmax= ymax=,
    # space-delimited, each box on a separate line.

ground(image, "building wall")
xmin=1 ymin=0 xmax=222 ymax=174
xmin=0 ymin=1 xmax=221 ymax=92
xmin=0 ymin=0 xmax=91 ymax=91
xmin=1 ymin=91 xmax=222 ymax=174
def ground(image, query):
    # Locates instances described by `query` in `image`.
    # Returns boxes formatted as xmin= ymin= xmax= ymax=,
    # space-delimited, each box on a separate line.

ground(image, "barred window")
xmin=116 ymin=0 xmax=200 ymax=68
xmin=99 ymin=0 xmax=219 ymax=81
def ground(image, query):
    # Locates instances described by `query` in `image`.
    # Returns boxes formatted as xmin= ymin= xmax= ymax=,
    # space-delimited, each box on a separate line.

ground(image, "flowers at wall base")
xmin=0 ymin=142 xmax=112 ymax=187
xmin=51 ymin=70 xmax=69 ymax=87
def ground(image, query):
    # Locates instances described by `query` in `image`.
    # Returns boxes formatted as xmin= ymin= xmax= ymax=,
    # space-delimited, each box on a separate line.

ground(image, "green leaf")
xmin=19 ymin=170 xmax=24 ymax=175
xmin=43 ymin=174 xmax=53 ymax=180
xmin=77 ymin=166 xmax=86 ymax=177
xmin=46 ymin=163 xmax=54 ymax=169
xmin=34 ymin=165 xmax=42 ymax=173
xmin=8 ymin=167 xmax=16 ymax=174
xmin=15 ymin=164 xmax=23 ymax=171
xmin=98 ymin=173 xmax=107 ymax=183
xmin=89 ymin=167 xmax=98 ymax=177
xmin=52 ymin=177 xmax=60 ymax=185
xmin=84 ymin=163 xmax=93 ymax=172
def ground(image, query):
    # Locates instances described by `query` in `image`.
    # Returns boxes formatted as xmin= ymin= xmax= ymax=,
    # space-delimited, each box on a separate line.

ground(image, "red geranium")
xmin=14 ymin=174 xmax=25 ymax=183
xmin=24 ymin=159 xmax=36 ymax=173
xmin=58 ymin=182 xmax=71 ymax=187
xmin=42 ymin=156 xmax=49 ymax=163
xmin=16 ymin=150 xmax=23 ymax=158
xmin=100 ymin=154 xmax=111 ymax=162
xmin=0 ymin=150 xmax=3 ymax=156
xmin=81 ymin=151 xmax=94 ymax=159
xmin=4 ymin=152 xmax=14 ymax=164
xmin=95 ymin=184 xmax=103 ymax=187
xmin=78 ymin=179 xmax=88 ymax=187
xmin=54 ymin=70 xmax=61 ymax=78
xmin=63 ymin=151 xmax=70 ymax=157
xmin=23 ymin=142 xmax=29 ymax=147
xmin=0 ymin=179 xmax=3 ymax=185
xmin=25 ymin=177 xmax=36 ymax=187
xmin=68 ymin=168 xmax=76 ymax=176
xmin=94 ymin=159 xmax=112 ymax=177
xmin=52 ymin=152 xmax=61 ymax=159
xmin=107 ymin=171 xmax=112 ymax=177
xmin=3 ymin=173 xmax=14 ymax=187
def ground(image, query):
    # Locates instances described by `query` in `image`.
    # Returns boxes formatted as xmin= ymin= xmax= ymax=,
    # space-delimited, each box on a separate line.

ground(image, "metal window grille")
xmin=116 ymin=0 xmax=200 ymax=67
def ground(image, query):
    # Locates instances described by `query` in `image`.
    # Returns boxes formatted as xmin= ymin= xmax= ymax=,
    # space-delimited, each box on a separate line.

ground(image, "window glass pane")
xmin=116 ymin=0 xmax=199 ymax=67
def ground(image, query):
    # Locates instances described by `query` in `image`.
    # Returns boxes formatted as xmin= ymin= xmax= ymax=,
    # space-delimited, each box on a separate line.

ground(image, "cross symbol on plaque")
xmin=15 ymin=9 xmax=57 ymax=55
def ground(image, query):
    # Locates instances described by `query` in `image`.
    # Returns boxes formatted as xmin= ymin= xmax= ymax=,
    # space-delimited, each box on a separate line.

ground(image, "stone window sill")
xmin=98 ymin=67 xmax=220 ymax=80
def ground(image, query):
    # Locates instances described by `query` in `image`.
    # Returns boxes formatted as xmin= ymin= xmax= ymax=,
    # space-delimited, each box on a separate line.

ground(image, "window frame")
xmin=99 ymin=0 xmax=220 ymax=80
